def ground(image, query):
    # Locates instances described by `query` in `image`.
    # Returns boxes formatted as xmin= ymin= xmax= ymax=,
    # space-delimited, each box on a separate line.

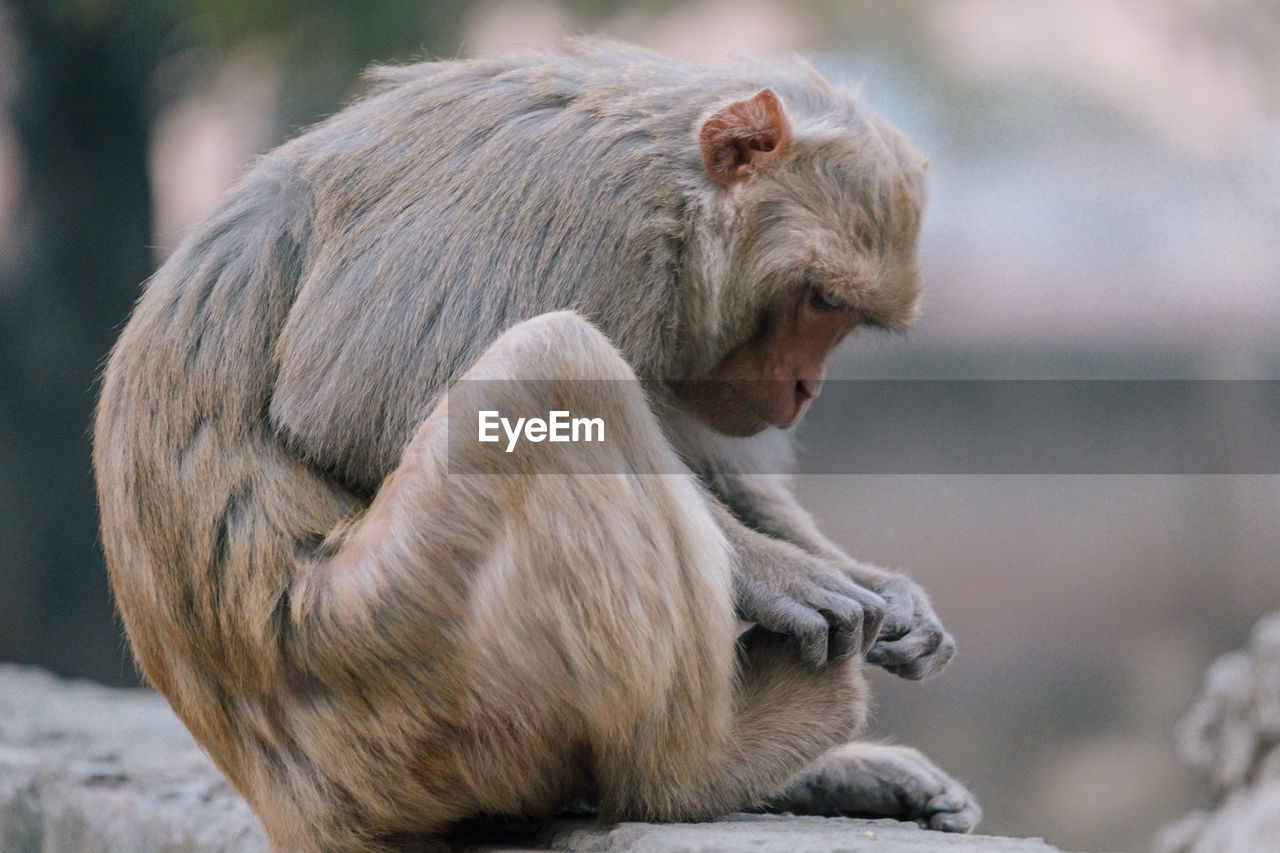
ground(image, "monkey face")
xmin=680 ymin=88 xmax=926 ymax=437
xmin=677 ymin=283 xmax=865 ymax=436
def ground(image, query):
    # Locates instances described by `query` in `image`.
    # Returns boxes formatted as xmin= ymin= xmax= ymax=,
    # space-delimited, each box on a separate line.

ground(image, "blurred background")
xmin=1 ymin=1 xmax=1277 ymax=850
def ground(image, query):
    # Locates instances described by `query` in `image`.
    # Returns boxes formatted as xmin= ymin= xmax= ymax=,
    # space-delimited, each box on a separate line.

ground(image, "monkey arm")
xmin=707 ymin=474 xmax=956 ymax=681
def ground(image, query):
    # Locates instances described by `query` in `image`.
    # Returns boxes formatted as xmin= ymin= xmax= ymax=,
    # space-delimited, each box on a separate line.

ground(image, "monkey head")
xmin=676 ymin=86 xmax=927 ymax=437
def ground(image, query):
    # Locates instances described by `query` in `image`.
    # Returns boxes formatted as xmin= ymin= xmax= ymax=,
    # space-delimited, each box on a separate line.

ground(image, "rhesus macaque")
xmin=94 ymin=40 xmax=979 ymax=851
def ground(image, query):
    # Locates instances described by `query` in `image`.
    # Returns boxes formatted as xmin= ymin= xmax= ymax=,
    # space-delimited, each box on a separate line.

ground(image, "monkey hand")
xmin=861 ymin=573 xmax=955 ymax=680
xmin=733 ymin=557 xmax=888 ymax=669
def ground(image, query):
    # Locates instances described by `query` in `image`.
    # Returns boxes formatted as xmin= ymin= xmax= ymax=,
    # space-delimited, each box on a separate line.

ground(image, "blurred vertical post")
xmin=0 ymin=0 xmax=165 ymax=684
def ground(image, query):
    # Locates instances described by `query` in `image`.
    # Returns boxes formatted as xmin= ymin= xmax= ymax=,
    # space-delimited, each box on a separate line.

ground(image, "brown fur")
xmin=94 ymin=41 xmax=974 ymax=850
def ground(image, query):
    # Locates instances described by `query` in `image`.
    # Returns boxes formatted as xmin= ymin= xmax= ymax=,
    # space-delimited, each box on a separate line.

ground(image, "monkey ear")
xmin=699 ymin=89 xmax=794 ymax=187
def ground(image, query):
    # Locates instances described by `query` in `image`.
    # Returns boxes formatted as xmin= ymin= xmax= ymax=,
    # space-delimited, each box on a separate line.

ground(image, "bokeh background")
xmin=2 ymin=1 xmax=1277 ymax=850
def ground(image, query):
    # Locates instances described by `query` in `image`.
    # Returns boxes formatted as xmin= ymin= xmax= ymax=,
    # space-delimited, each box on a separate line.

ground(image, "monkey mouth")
xmin=722 ymin=379 xmax=806 ymax=431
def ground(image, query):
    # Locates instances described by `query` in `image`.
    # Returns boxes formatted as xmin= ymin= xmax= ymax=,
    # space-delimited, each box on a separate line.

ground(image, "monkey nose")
xmin=796 ymin=376 xmax=822 ymax=404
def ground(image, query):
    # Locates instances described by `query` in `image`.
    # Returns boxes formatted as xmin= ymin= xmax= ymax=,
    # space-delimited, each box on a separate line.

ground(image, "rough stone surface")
xmin=0 ymin=665 xmax=266 ymax=853
xmin=0 ymin=665 xmax=1066 ymax=852
xmin=538 ymin=814 xmax=1065 ymax=852
xmin=1154 ymin=611 xmax=1280 ymax=853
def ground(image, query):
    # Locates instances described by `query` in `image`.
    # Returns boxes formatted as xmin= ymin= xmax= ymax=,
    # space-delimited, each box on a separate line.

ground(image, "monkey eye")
xmin=807 ymin=285 xmax=849 ymax=311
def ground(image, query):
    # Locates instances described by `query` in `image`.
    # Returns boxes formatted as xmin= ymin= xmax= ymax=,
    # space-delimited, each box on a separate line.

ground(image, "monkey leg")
xmin=287 ymin=312 xmax=865 ymax=844
xmin=763 ymin=742 xmax=982 ymax=833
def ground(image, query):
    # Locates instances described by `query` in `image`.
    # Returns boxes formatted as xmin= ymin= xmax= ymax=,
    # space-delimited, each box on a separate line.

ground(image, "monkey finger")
xmin=877 ymin=635 xmax=956 ymax=681
xmin=855 ymin=598 xmax=887 ymax=654
xmin=869 ymin=579 xmax=937 ymax=638
xmin=883 ymin=662 xmax=925 ymax=680
xmin=813 ymin=570 xmax=885 ymax=605
xmin=789 ymin=604 xmax=837 ymax=670
xmin=797 ymin=625 xmax=831 ymax=669
xmin=813 ymin=576 xmax=886 ymax=652
xmin=813 ymin=589 xmax=879 ymax=660
xmin=866 ymin=627 xmax=950 ymax=670
xmin=873 ymin=594 xmax=932 ymax=639
xmin=873 ymin=611 xmax=913 ymax=642
xmin=920 ymin=633 xmax=957 ymax=678
xmin=814 ymin=574 xmax=888 ymax=619
xmin=824 ymin=627 xmax=851 ymax=661
xmin=753 ymin=597 xmax=832 ymax=668
xmin=864 ymin=635 xmax=917 ymax=667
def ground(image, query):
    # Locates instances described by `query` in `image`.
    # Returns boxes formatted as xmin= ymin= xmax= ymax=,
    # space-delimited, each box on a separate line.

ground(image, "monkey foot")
xmin=764 ymin=742 xmax=981 ymax=833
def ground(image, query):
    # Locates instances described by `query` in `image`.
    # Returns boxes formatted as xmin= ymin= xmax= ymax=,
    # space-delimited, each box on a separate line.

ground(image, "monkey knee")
xmin=475 ymin=311 xmax=636 ymax=384
xmin=455 ymin=311 xmax=666 ymax=472
xmin=500 ymin=310 xmax=601 ymax=346
xmin=528 ymin=311 xmax=633 ymax=381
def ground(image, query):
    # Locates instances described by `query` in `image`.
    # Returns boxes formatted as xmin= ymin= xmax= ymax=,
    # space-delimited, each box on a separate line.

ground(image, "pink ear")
xmin=699 ymin=89 xmax=793 ymax=186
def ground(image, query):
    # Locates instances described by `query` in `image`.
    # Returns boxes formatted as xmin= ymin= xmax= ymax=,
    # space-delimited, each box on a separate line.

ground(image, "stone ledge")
xmin=0 ymin=665 xmax=1065 ymax=852
xmin=534 ymin=814 xmax=1064 ymax=851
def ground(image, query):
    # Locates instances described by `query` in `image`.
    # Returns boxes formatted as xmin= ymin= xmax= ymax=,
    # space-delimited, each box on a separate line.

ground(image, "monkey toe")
xmin=860 ymin=745 xmax=980 ymax=833
xmin=925 ymin=790 xmax=981 ymax=833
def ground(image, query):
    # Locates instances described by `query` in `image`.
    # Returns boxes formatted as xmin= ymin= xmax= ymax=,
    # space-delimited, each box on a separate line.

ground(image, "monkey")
xmin=93 ymin=40 xmax=979 ymax=851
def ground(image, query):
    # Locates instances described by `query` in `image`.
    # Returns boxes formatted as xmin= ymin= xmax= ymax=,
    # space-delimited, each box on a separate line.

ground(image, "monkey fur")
xmin=94 ymin=40 xmax=979 ymax=850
